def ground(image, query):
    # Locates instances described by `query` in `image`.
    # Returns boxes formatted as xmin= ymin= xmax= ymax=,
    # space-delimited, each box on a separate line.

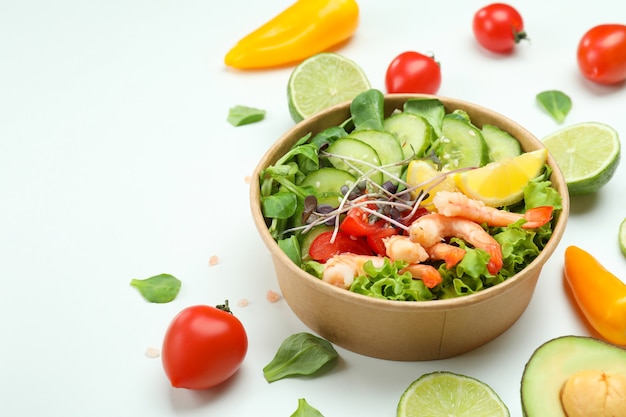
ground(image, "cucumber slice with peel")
xmin=325 ymin=138 xmax=383 ymax=185
xmin=348 ymin=130 xmax=404 ymax=183
xmin=481 ymin=124 xmax=522 ymax=162
xmin=383 ymin=112 xmax=434 ymax=159
xmin=436 ymin=115 xmax=488 ymax=169
xmin=300 ymin=167 xmax=356 ymax=196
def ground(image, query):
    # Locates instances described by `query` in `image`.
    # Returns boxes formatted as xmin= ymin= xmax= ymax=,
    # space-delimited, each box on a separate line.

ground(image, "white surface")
xmin=1 ymin=0 xmax=625 ymax=415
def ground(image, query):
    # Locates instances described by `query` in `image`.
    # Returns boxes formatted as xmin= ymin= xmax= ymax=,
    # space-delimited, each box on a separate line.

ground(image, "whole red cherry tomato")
xmin=162 ymin=302 xmax=248 ymax=390
xmin=472 ymin=3 xmax=527 ymax=53
xmin=577 ymin=24 xmax=626 ymax=85
xmin=385 ymin=51 xmax=441 ymax=95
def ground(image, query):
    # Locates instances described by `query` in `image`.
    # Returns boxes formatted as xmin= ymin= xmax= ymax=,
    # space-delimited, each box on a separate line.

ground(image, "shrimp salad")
xmin=259 ymin=89 xmax=563 ymax=301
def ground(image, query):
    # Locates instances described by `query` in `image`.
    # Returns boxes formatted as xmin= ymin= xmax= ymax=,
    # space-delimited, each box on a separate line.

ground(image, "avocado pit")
xmin=560 ymin=369 xmax=626 ymax=417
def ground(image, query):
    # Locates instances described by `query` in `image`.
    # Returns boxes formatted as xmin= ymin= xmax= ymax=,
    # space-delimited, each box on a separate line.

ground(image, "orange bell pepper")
xmin=224 ymin=0 xmax=359 ymax=70
xmin=564 ymin=245 xmax=626 ymax=346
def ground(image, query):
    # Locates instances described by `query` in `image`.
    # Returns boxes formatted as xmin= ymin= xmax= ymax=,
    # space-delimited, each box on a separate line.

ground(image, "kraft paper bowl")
xmin=250 ymin=94 xmax=569 ymax=361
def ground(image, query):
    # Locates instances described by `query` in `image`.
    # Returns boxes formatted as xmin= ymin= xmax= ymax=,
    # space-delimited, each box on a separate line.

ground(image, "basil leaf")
xmin=227 ymin=105 xmax=266 ymax=126
xmin=130 ymin=273 xmax=181 ymax=303
xmin=290 ymin=398 xmax=325 ymax=417
xmin=350 ymin=88 xmax=385 ymax=131
xmin=263 ymin=332 xmax=338 ymax=382
xmin=261 ymin=192 xmax=298 ymax=219
xmin=403 ymin=97 xmax=445 ymax=137
xmin=278 ymin=235 xmax=302 ymax=266
xmin=536 ymin=90 xmax=572 ymax=123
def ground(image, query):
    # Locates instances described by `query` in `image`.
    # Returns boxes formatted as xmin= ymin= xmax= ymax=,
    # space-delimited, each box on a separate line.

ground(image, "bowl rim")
xmin=250 ymin=93 xmax=570 ymax=311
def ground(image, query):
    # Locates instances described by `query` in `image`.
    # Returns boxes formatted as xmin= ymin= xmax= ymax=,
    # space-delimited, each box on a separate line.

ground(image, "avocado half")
xmin=521 ymin=335 xmax=626 ymax=416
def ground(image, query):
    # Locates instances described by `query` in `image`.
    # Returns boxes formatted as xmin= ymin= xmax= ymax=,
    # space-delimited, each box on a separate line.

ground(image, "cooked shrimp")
xmin=425 ymin=242 xmax=466 ymax=269
xmin=409 ymin=212 xmax=503 ymax=275
xmin=432 ymin=191 xmax=553 ymax=229
xmin=322 ymin=254 xmax=386 ymax=289
xmin=383 ymin=235 xmax=429 ymax=264
xmin=400 ymin=264 xmax=443 ymax=288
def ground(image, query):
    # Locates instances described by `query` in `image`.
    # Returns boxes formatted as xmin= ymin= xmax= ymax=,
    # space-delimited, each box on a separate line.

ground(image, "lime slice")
xmin=454 ymin=148 xmax=548 ymax=207
xmin=617 ymin=219 xmax=626 ymax=256
xmin=542 ymin=122 xmax=620 ymax=195
xmin=287 ymin=52 xmax=370 ymax=123
xmin=397 ymin=371 xmax=510 ymax=417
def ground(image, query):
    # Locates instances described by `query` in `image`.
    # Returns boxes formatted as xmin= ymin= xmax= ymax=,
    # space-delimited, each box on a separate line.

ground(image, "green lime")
xmin=287 ymin=52 xmax=370 ymax=123
xmin=397 ymin=371 xmax=510 ymax=417
xmin=542 ymin=121 xmax=620 ymax=195
xmin=617 ymin=219 xmax=626 ymax=256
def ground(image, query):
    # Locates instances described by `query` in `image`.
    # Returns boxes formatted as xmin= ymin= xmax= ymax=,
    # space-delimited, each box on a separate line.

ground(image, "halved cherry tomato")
xmin=399 ymin=207 xmax=429 ymax=229
xmin=385 ymin=51 xmax=441 ymax=95
xmin=308 ymin=230 xmax=373 ymax=263
xmin=472 ymin=3 xmax=527 ymax=54
xmin=577 ymin=24 xmax=626 ymax=85
xmin=366 ymin=225 xmax=399 ymax=256
xmin=340 ymin=207 xmax=383 ymax=236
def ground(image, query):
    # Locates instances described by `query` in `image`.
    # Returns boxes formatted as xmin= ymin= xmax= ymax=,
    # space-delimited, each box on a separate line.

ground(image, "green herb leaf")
xmin=350 ymin=88 xmax=385 ymax=131
xmin=278 ymin=235 xmax=302 ymax=266
xmin=263 ymin=332 xmax=338 ymax=382
xmin=536 ymin=90 xmax=572 ymax=123
xmin=227 ymin=105 xmax=266 ymax=126
xmin=130 ymin=273 xmax=181 ymax=303
xmin=403 ymin=97 xmax=445 ymax=137
xmin=290 ymin=398 xmax=325 ymax=417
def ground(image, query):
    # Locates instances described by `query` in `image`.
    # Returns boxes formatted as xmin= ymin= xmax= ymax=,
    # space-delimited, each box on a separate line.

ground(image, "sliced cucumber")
xmin=300 ymin=167 xmax=356 ymax=196
xmin=383 ymin=112 xmax=434 ymax=159
xmin=325 ymin=137 xmax=383 ymax=185
xmin=481 ymin=124 xmax=522 ymax=162
xmin=436 ymin=115 xmax=488 ymax=169
xmin=403 ymin=97 xmax=445 ymax=137
xmin=348 ymin=130 xmax=404 ymax=183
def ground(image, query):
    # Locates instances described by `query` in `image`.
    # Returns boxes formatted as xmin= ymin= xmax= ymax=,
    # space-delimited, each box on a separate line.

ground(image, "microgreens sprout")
xmin=283 ymin=151 xmax=470 ymax=243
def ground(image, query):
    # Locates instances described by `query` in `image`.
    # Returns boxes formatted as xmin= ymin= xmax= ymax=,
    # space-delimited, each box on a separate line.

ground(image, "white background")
xmin=1 ymin=0 xmax=625 ymax=415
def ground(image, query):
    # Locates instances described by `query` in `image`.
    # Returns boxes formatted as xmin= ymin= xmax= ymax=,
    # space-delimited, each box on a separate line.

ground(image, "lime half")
xmin=397 ymin=371 xmax=510 ymax=417
xmin=287 ymin=52 xmax=370 ymax=123
xmin=542 ymin=122 xmax=620 ymax=195
xmin=619 ymin=218 xmax=626 ymax=258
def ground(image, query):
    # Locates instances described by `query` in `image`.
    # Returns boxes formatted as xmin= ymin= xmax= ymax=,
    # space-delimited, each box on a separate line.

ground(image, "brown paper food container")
xmin=250 ymin=94 xmax=569 ymax=361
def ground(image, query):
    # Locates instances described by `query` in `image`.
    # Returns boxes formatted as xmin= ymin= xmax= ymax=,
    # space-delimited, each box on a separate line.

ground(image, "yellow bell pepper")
xmin=224 ymin=0 xmax=359 ymax=70
xmin=564 ymin=245 xmax=626 ymax=346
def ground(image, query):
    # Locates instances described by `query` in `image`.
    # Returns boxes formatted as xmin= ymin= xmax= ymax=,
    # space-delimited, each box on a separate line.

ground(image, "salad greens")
xmin=263 ymin=332 xmax=338 ymax=382
xmin=259 ymin=88 xmax=562 ymax=301
xmin=227 ymin=104 xmax=266 ymax=126
xmin=130 ymin=273 xmax=181 ymax=303
xmin=536 ymin=90 xmax=572 ymax=124
xmin=290 ymin=398 xmax=325 ymax=417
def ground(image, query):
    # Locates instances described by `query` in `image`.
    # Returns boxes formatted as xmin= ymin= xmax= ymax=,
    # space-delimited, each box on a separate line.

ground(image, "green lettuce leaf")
xmin=350 ymin=258 xmax=434 ymax=301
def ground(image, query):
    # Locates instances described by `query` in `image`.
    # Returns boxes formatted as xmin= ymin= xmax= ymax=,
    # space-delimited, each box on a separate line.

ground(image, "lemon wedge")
xmin=406 ymin=160 xmax=457 ymax=209
xmin=454 ymin=148 xmax=548 ymax=207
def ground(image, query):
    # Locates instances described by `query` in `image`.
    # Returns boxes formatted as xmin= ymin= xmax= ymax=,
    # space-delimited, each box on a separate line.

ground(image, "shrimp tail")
xmin=523 ymin=206 xmax=554 ymax=229
xmin=484 ymin=244 xmax=503 ymax=275
xmin=426 ymin=243 xmax=466 ymax=269
xmin=400 ymin=264 xmax=443 ymax=289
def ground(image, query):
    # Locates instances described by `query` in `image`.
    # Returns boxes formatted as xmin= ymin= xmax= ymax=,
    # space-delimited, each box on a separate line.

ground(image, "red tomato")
xmin=399 ymin=207 xmax=429 ymax=229
xmin=308 ymin=230 xmax=373 ymax=262
xmin=385 ymin=51 xmax=442 ymax=95
xmin=366 ymin=225 xmax=399 ymax=256
xmin=162 ymin=303 xmax=248 ymax=390
xmin=340 ymin=207 xmax=383 ymax=236
xmin=577 ymin=24 xmax=626 ymax=85
xmin=472 ymin=3 xmax=527 ymax=53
